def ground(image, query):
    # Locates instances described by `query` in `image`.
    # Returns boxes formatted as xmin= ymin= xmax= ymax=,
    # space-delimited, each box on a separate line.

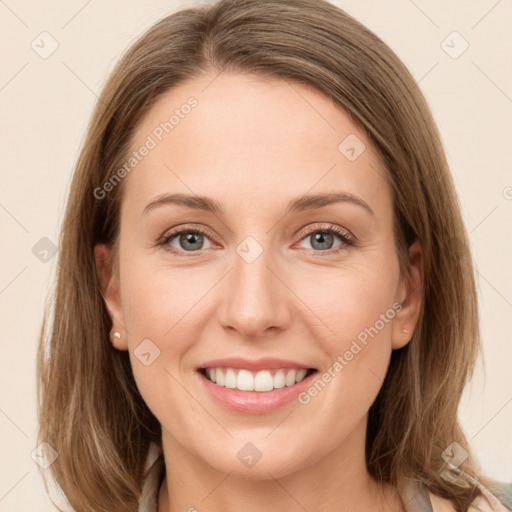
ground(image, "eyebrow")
xmin=143 ymin=191 xmax=375 ymax=217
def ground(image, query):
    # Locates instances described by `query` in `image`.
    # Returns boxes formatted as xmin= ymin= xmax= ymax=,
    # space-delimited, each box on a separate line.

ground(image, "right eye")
xmin=157 ymin=225 xmax=215 ymax=256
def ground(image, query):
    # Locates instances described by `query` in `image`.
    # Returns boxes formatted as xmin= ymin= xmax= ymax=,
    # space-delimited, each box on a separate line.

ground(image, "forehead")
xmin=122 ymin=73 xmax=391 ymax=219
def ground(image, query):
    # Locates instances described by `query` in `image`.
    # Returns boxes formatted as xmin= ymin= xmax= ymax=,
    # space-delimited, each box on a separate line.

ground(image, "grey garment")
xmin=139 ymin=445 xmax=165 ymax=512
xmin=398 ymin=478 xmax=434 ymax=512
xmin=138 ymin=443 xmax=512 ymax=512
xmin=493 ymin=482 xmax=512 ymax=511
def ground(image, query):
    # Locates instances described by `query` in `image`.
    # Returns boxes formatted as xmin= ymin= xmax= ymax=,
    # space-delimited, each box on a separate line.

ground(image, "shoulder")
xmin=471 ymin=480 xmax=512 ymax=512
xmin=428 ymin=485 xmax=512 ymax=512
xmin=139 ymin=443 xmax=165 ymax=512
xmin=137 ymin=450 xmax=512 ymax=512
xmin=399 ymin=477 xmax=512 ymax=512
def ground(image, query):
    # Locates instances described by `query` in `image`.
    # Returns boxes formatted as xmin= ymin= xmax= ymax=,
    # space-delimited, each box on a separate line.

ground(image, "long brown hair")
xmin=37 ymin=0 xmax=488 ymax=510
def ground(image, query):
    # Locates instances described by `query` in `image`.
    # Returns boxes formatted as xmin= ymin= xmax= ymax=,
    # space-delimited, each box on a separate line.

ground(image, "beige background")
xmin=1 ymin=0 xmax=511 ymax=510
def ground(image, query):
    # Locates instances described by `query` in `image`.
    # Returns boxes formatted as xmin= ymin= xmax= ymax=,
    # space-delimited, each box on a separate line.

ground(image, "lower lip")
xmin=197 ymin=370 xmax=317 ymax=415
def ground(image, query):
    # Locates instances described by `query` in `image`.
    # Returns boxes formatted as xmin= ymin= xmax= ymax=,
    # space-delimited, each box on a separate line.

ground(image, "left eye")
xmin=297 ymin=228 xmax=352 ymax=252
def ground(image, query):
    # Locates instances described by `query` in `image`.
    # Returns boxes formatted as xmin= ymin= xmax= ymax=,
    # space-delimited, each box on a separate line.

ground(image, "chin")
xmin=193 ymin=436 xmax=319 ymax=481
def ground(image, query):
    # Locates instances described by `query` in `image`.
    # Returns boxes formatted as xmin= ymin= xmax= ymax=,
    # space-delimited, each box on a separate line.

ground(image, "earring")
xmin=111 ymin=331 xmax=121 ymax=342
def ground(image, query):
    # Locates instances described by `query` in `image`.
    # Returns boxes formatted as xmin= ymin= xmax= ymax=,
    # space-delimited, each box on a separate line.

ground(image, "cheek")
xmin=292 ymin=260 xmax=399 ymax=415
xmin=118 ymin=257 xmax=218 ymax=415
xmin=120 ymin=254 xmax=214 ymax=345
xmin=119 ymin=265 xmax=205 ymax=439
xmin=293 ymin=256 xmax=399 ymax=348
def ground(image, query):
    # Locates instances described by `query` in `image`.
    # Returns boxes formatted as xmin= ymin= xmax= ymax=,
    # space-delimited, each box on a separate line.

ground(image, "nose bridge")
xmin=219 ymin=236 xmax=290 ymax=338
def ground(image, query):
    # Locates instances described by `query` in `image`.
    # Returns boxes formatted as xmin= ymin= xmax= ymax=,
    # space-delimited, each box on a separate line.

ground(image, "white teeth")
xmin=225 ymin=368 xmax=237 ymax=389
xmin=295 ymin=369 xmax=307 ymax=382
xmin=285 ymin=369 xmax=297 ymax=387
xmin=216 ymin=368 xmax=225 ymax=386
xmin=237 ymin=369 xmax=254 ymax=391
xmin=254 ymin=370 xmax=273 ymax=392
xmin=273 ymin=370 xmax=286 ymax=389
xmin=204 ymin=367 xmax=311 ymax=392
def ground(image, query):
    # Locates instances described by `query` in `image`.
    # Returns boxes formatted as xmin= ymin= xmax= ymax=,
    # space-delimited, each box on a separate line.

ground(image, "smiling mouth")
xmin=199 ymin=367 xmax=318 ymax=392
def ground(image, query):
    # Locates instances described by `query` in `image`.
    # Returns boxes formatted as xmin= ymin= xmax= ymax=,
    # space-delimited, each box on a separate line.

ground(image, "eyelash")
xmin=156 ymin=223 xmax=356 ymax=258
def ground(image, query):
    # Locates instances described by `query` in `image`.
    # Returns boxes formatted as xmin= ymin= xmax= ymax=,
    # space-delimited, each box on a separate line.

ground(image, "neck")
xmin=157 ymin=417 xmax=404 ymax=512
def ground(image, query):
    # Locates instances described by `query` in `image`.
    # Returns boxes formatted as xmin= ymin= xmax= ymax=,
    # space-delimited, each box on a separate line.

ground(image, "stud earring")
xmin=111 ymin=331 xmax=121 ymax=342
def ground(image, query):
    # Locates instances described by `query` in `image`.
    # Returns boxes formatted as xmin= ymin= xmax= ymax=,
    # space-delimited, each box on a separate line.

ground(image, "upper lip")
xmin=198 ymin=357 xmax=315 ymax=371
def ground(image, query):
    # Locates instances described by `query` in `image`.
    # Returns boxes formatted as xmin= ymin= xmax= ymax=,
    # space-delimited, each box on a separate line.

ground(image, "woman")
xmin=37 ymin=0 xmax=512 ymax=511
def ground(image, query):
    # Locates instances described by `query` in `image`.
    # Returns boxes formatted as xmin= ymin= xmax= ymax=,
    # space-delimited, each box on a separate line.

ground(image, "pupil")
xmin=180 ymin=232 xmax=203 ymax=251
xmin=311 ymin=232 xmax=333 ymax=250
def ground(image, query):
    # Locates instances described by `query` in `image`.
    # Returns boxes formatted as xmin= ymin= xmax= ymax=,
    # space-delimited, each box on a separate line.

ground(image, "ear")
xmin=94 ymin=243 xmax=128 ymax=350
xmin=392 ymin=240 xmax=423 ymax=350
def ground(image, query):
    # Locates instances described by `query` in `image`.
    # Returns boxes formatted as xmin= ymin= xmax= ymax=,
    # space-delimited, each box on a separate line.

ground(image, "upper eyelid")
xmin=295 ymin=223 xmax=352 ymax=239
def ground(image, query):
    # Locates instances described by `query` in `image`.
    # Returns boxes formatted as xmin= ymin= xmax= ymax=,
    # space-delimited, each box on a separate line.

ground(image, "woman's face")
xmin=96 ymin=73 xmax=422 ymax=479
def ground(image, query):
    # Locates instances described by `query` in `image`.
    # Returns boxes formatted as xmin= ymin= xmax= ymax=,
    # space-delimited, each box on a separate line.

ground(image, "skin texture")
xmin=95 ymin=73 xmax=423 ymax=512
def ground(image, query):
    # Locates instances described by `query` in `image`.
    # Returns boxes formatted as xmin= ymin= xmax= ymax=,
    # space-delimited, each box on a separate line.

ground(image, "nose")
xmin=217 ymin=243 xmax=293 ymax=340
